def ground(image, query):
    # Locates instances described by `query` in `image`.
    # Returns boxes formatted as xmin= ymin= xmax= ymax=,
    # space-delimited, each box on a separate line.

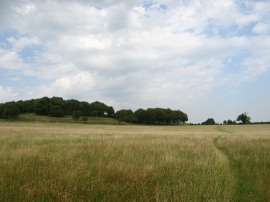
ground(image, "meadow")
xmin=0 ymin=122 xmax=269 ymax=201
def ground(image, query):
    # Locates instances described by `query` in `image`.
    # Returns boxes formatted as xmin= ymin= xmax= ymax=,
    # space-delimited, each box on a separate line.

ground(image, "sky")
xmin=0 ymin=0 xmax=270 ymax=123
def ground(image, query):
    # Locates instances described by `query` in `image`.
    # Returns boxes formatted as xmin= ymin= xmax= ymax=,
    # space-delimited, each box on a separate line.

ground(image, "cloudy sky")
xmin=0 ymin=0 xmax=270 ymax=123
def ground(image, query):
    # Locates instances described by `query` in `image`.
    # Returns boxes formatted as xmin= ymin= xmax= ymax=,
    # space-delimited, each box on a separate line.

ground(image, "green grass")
xmin=214 ymin=125 xmax=270 ymax=201
xmin=11 ymin=113 xmax=129 ymax=125
xmin=0 ymin=122 xmax=269 ymax=201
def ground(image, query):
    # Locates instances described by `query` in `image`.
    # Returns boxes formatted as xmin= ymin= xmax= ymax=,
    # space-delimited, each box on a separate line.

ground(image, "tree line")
xmin=0 ymin=97 xmax=114 ymax=119
xmin=201 ymin=112 xmax=254 ymax=125
xmin=0 ymin=97 xmax=188 ymax=125
xmin=115 ymin=108 xmax=188 ymax=125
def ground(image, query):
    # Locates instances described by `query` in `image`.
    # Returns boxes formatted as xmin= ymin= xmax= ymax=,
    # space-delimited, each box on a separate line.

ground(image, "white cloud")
xmin=7 ymin=36 xmax=40 ymax=51
xmin=0 ymin=85 xmax=18 ymax=103
xmin=38 ymin=71 xmax=96 ymax=99
xmin=0 ymin=48 xmax=27 ymax=70
xmin=253 ymin=22 xmax=270 ymax=34
xmin=0 ymin=0 xmax=270 ymax=122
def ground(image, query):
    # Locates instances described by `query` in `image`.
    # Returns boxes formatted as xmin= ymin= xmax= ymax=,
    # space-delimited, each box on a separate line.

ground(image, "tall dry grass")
xmin=0 ymin=122 xmax=269 ymax=201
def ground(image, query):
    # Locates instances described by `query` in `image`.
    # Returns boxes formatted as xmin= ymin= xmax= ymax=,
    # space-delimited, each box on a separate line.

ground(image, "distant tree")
xmin=49 ymin=105 xmax=64 ymax=117
xmin=155 ymin=108 xmax=166 ymax=123
xmin=89 ymin=101 xmax=114 ymax=117
xmin=50 ymin=97 xmax=65 ymax=107
xmin=16 ymin=99 xmax=35 ymax=114
xmin=174 ymin=110 xmax=188 ymax=124
xmin=134 ymin=108 xmax=188 ymax=125
xmin=115 ymin=109 xmax=136 ymax=123
xmin=0 ymin=103 xmax=4 ymax=117
xmin=106 ymin=106 xmax=115 ymax=117
xmin=65 ymin=99 xmax=80 ymax=115
xmin=49 ymin=97 xmax=65 ymax=117
xmin=223 ymin=120 xmax=227 ymax=125
xmin=72 ymin=111 xmax=81 ymax=120
xmin=134 ymin=108 xmax=149 ymax=124
xmin=202 ymin=118 xmax=216 ymax=125
xmin=16 ymin=100 xmax=25 ymax=113
xmin=146 ymin=108 xmax=156 ymax=124
xmin=35 ymin=97 xmax=51 ymax=115
xmin=237 ymin=112 xmax=251 ymax=124
xmin=164 ymin=108 xmax=173 ymax=124
xmin=79 ymin=102 xmax=90 ymax=116
xmin=89 ymin=101 xmax=105 ymax=116
xmin=2 ymin=102 xmax=20 ymax=119
xmin=227 ymin=119 xmax=236 ymax=125
xmin=22 ymin=100 xmax=35 ymax=113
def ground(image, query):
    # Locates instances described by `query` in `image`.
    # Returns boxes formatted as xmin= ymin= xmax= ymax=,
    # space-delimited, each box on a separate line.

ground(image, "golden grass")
xmin=0 ymin=122 xmax=269 ymax=201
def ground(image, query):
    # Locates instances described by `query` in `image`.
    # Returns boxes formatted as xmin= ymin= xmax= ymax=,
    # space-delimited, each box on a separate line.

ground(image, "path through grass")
xmin=214 ymin=125 xmax=270 ymax=201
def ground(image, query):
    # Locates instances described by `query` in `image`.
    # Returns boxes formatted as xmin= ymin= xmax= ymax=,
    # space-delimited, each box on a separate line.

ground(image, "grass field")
xmin=0 ymin=122 xmax=269 ymax=201
xmin=15 ymin=113 xmax=128 ymax=125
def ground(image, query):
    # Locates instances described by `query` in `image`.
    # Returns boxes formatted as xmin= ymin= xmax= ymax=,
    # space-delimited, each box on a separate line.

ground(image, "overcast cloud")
xmin=0 ymin=0 xmax=270 ymax=123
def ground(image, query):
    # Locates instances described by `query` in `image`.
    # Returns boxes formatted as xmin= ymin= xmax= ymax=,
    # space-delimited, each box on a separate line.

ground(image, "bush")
xmin=72 ymin=111 xmax=81 ymax=120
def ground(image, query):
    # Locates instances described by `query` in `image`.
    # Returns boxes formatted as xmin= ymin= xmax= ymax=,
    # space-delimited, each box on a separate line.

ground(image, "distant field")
xmin=15 ymin=113 xmax=128 ymax=125
xmin=0 ymin=122 xmax=269 ymax=201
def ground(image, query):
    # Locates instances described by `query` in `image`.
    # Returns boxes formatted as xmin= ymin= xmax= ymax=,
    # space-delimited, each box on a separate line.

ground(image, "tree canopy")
xmin=132 ymin=108 xmax=188 ymax=125
xmin=237 ymin=112 xmax=251 ymax=124
xmin=115 ymin=109 xmax=137 ymax=123
xmin=202 ymin=118 xmax=216 ymax=125
xmin=0 ymin=97 xmax=115 ymax=119
xmin=89 ymin=101 xmax=114 ymax=117
xmin=1 ymin=102 xmax=20 ymax=119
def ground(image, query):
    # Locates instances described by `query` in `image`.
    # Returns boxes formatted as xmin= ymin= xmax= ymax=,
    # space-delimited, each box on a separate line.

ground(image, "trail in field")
xmin=213 ymin=135 xmax=253 ymax=202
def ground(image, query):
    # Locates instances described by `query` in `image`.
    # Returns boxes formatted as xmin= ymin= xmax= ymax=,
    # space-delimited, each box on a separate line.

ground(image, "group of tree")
xmin=0 ymin=102 xmax=20 ymax=119
xmin=0 ymin=97 xmax=188 ymax=125
xmin=223 ymin=119 xmax=237 ymax=125
xmin=1 ymin=97 xmax=258 ymax=126
xmin=201 ymin=118 xmax=216 ymax=125
xmin=115 ymin=108 xmax=188 ymax=125
xmin=223 ymin=112 xmax=251 ymax=125
xmin=0 ymin=97 xmax=114 ymax=119
xmin=201 ymin=112 xmax=252 ymax=125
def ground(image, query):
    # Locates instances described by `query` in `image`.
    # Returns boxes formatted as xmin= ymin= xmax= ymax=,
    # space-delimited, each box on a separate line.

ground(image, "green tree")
xmin=89 ymin=101 xmax=113 ymax=116
xmin=202 ymin=118 xmax=216 ymax=125
xmin=237 ymin=112 xmax=251 ymax=124
xmin=2 ymin=102 xmax=20 ymax=119
xmin=16 ymin=100 xmax=35 ymax=114
xmin=0 ymin=103 xmax=4 ymax=117
xmin=134 ymin=108 xmax=188 ymax=125
xmin=227 ymin=119 xmax=236 ymax=125
xmin=174 ymin=110 xmax=188 ymax=124
xmin=106 ymin=106 xmax=115 ymax=117
xmin=134 ymin=108 xmax=147 ymax=124
xmin=35 ymin=97 xmax=51 ymax=115
xmin=50 ymin=97 xmax=65 ymax=107
xmin=49 ymin=97 xmax=65 ymax=117
xmin=65 ymin=99 xmax=80 ymax=115
xmin=49 ymin=105 xmax=64 ymax=117
xmin=115 ymin=109 xmax=136 ymax=123
xmin=72 ymin=111 xmax=81 ymax=120
xmin=79 ymin=102 xmax=90 ymax=116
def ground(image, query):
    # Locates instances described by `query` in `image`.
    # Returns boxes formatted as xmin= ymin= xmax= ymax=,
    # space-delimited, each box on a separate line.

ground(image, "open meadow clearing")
xmin=0 ymin=122 xmax=270 ymax=201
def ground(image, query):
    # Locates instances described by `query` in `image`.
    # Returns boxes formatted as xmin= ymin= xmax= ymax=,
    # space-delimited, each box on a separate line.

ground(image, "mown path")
xmin=213 ymin=134 xmax=268 ymax=202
